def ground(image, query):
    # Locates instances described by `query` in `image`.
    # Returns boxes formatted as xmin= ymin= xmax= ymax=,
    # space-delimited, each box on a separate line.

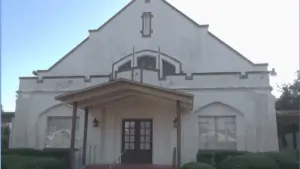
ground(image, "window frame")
xmin=45 ymin=116 xmax=80 ymax=148
xmin=198 ymin=115 xmax=237 ymax=150
xmin=113 ymin=51 xmax=181 ymax=79
xmin=141 ymin=12 xmax=153 ymax=37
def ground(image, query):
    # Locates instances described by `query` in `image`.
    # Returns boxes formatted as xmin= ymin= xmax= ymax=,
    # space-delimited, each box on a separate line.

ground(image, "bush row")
xmin=2 ymin=155 xmax=67 ymax=169
xmin=2 ymin=148 xmax=70 ymax=169
xmin=182 ymin=150 xmax=299 ymax=169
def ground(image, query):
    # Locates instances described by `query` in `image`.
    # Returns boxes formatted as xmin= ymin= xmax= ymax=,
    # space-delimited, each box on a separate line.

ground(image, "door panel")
xmin=121 ymin=119 xmax=153 ymax=164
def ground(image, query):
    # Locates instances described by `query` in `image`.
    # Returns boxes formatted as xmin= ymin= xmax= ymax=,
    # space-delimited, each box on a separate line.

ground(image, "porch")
xmin=55 ymin=79 xmax=194 ymax=169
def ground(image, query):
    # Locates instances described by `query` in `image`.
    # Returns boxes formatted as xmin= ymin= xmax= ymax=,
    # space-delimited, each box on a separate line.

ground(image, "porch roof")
xmin=55 ymin=78 xmax=194 ymax=110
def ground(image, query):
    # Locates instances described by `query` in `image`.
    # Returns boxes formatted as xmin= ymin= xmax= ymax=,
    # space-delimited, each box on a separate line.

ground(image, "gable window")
xmin=162 ymin=60 xmax=176 ymax=77
xmin=141 ymin=12 xmax=153 ymax=37
xmin=118 ymin=61 xmax=132 ymax=72
xmin=45 ymin=116 xmax=79 ymax=148
xmin=137 ymin=56 xmax=156 ymax=70
xmin=198 ymin=116 xmax=236 ymax=150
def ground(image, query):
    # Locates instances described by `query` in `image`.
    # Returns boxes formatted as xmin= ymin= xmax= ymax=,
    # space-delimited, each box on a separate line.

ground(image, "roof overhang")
xmin=55 ymin=79 xmax=194 ymax=111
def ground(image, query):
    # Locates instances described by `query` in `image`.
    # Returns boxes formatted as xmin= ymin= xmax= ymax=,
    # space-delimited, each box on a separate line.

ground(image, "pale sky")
xmin=2 ymin=0 xmax=299 ymax=111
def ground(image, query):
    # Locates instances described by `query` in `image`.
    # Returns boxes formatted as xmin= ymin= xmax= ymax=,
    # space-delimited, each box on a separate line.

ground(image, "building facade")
xmin=10 ymin=0 xmax=278 ymax=167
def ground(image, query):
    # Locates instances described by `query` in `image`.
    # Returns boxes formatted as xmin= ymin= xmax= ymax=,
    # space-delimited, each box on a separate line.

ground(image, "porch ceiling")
xmin=55 ymin=79 xmax=194 ymax=110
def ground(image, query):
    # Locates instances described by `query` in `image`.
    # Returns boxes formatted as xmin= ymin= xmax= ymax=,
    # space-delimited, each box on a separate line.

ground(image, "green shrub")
xmin=263 ymin=151 xmax=298 ymax=169
xmin=2 ymin=135 xmax=9 ymax=149
xmin=2 ymin=148 xmax=70 ymax=158
xmin=2 ymin=162 xmax=7 ymax=169
xmin=2 ymin=155 xmax=39 ymax=169
xmin=2 ymin=155 xmax=67 ymax=169
xmin=43 ymin=148 xmax=70 ymax=159
xmin=182 ymin=162 xmax=216 ymax=169
xmin=20 ymin=157 xmax=67 ymax=169
xmin=196 ymin=150 xmax=249 ymax=166
xmin=2 ymin=148 xmax=45 ymax=156
xmin=2 ymin=148 xmax=70 ymax=169
xmin=217 ymin=153 xmax=277 ymax=169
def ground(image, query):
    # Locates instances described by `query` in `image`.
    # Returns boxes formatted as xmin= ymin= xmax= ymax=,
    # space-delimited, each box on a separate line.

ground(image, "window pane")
xmin=125 ymin=136 xmax=129 ymax=142
xmin=215 ymin=117 xmax=236 ymax=150
xmin=162 ymin=60 xmax=176 ymax=77
xmin=145 ymin=129 xmax=150 ymax=135
xmin=198 ymin=117 xmax=215 ymax=148
xmin=130 ymin=143 xmax=135 ymax=149
xmin=137 ymin=56 xmax=156 ymax=70
xmin=145 ymin=122 xmax=151 ymax=128
xmin=125 ymin=122 xmax=130 ymax=128
xmin=145 ymin=136 xmax=150 ymax=142
xmin=45 ymin=117 xmax=79 ymax=148
xmin=145 ymin=143 xmax=150 ymax=150
xmin=130 ymin=122 xmax=135 ymax=128
xmin=118 ymin=61 xmax=131 ymax=72
xmin=130 ymin=129 xmax=135 ymax=135
xmin=140 ymin=136 xmax=145 ymax=142
xmin=198 ymin=116 xmax=236 ymax=150
xmin=142 ymin=12 xmax=152 ymax=36
xmin=130 ymin=136 xmax=135 ymax=142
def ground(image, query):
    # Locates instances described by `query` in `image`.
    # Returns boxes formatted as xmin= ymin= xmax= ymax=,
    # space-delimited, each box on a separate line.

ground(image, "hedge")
xmin=2 ymin=148 xmax=70 ymax=169
xmin=182 ymin=162 xmax=216 ymax=169
xmin=263 ymin=151 xmax=299 ymax=169
xmin=217 ymin=153 xmax=277 ymax=169
xmin=196 ymin=150 xmax=249 ymax=166
xmin=2 ymin=155 xmax=67 ymax=169
xmin=2 ymin=148 xmax=69 ymax=158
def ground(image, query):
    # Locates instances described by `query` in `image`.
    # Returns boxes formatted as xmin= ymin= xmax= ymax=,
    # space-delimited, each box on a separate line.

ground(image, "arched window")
xmin=162 ymin=60 xmax=176 ymax=77
xmin=137 ymin=56 xmax=156 ymax=70
xmin=118 ymin=61 xmax=132 ymax=72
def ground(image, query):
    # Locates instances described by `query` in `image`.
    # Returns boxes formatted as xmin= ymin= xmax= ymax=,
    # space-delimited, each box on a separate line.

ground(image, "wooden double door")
xmin=121 ymin=119 xmax=153 ymax=164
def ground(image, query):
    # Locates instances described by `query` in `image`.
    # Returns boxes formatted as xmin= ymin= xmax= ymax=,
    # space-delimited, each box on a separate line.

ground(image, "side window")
xmin=162 ymin=60 xmax=176 ymax=77
xmin=118 ymin=61 xmax=132 ymax=72
xmin=198 ymin=116 xmax=237 ymax=150
xmin=45 ymin=116 xmax=80 ymax=148
xmin=141 ymin=12 xmax=153 ymax=37
xmin=137 ymin=56 xmax=156 ymax=70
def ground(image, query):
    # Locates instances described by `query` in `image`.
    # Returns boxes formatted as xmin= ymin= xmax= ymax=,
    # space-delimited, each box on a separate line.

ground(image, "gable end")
xmin=89 ymin=0 xmax=209 ymax=33
xmin=208 ymin=31 xmax=268 ymax=67
xmin=37 ymin=37 xmax=89 ymax=73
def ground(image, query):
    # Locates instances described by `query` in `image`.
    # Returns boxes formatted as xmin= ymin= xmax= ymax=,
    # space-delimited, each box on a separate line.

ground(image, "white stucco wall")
xmin=11 ymin=71 xmax=278 ymax=165
xmin=11 ymin=0 xmax=278 ymax=166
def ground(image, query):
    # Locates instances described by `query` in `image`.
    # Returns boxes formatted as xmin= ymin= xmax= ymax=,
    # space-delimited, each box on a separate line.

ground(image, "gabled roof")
xmin=55 ymin=78 xmax=194 ymax=110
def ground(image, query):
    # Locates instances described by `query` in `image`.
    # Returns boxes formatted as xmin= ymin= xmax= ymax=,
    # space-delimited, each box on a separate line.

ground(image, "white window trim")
xmin=113 ymin=51 xmax=181 ymax=79
xmin=113 ymin=56 xmax=133 ymax=73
